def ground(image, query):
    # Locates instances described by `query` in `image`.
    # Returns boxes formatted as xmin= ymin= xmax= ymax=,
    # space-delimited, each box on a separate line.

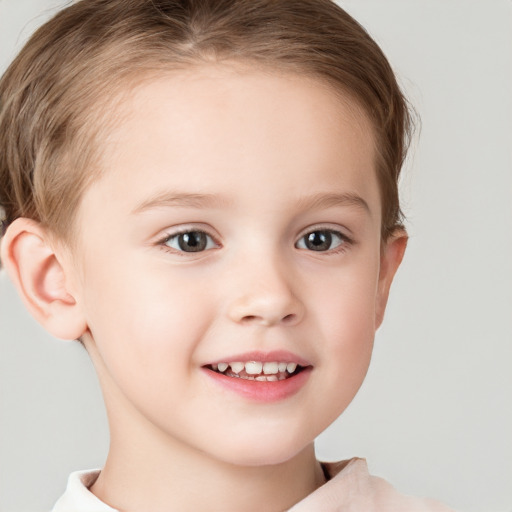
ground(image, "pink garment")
xmin=52 ymin=458 xmax=456 ymax=511
xmin=289 ymin=458 xmax=456 ymax=511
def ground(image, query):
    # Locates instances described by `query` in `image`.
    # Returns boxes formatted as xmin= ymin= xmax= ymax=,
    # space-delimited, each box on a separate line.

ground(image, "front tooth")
xmin=286 ymin=362 xmax=297 ymax=373
xmin=245 ymin=361 xmax=263 ymax=375
xmin=267 ymin=375 xmax=278 ymax=382
xmin=255 ymin=376 xmax=267 ymax=381
xmin=217 ymin=362 xmax=229 ymax=372
xmin=263 ymin=362 xmax=279 ymax=375
xmin=230 ymin=362 xmax=244 ymax=374
xmin=278 ymin=362 xmax=287 ymax=372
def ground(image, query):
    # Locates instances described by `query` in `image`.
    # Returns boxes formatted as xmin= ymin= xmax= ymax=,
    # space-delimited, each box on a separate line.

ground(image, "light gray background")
xmin=1 ymin=1 xmax=511 ymax=511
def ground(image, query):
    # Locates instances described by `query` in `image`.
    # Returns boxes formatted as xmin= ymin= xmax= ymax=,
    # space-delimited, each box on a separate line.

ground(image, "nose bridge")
xmin=226 ymin=245 xmax=304 ymax=326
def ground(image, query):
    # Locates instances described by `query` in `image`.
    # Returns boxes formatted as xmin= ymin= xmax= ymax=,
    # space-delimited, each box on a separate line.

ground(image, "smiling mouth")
xmin=205 ymin=361 xmax=306 ymax=381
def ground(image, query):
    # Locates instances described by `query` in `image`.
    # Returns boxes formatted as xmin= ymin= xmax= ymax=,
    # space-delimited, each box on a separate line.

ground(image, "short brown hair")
xmin=0 ymin=0 xmax=413 ymax=243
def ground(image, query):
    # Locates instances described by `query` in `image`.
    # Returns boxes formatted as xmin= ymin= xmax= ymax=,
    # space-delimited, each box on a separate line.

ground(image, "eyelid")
xmin=296 ymin=224 xmax=354 ymax=242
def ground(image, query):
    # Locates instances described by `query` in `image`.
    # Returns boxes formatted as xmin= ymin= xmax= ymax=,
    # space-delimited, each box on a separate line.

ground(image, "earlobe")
xmin=0 ymin=218 xmax=87 ymax=340
xmin=375 ymin=230 xmax=408 ymax=329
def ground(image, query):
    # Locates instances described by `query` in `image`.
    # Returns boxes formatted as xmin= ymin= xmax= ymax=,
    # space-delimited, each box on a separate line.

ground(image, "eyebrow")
xmin=132 ymin=192 xmax=228 ymax=214
xmin=295 ymin=192 xmax=371 ymax=214
xmin=132 ymin=190 xmax=370 ymax=215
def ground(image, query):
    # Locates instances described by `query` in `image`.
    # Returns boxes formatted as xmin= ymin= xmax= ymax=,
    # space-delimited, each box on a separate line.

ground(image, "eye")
xmin=163 ymin=230 xmax=217 ymax=253
xmin=295 ymin=229 xmax=347 ymax=252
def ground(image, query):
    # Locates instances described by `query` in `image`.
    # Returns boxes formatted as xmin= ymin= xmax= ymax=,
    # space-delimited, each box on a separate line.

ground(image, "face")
xmin=71 ymin=63 xmax=394 ymax=467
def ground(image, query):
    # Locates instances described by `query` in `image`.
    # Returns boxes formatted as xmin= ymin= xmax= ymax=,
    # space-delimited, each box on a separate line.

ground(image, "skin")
xmin=1 ymin=63 xmax=406 ymax=511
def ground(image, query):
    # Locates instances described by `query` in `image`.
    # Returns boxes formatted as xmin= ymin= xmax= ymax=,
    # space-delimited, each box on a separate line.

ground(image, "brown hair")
xmin=0 ymin=0 xmax=413 ymax=244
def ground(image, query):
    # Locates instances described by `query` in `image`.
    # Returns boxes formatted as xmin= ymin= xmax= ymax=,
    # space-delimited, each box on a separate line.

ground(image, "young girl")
xmin=0 ymin=1 xmax=463 ymax=510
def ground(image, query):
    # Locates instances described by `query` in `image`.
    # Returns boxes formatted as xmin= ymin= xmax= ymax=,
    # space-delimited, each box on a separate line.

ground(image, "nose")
xmin=226 ymin=257 xmax=305 ymax=327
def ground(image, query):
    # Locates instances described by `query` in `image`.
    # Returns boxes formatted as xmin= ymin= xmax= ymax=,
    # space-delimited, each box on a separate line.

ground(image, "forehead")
xmin=83 ymin=63 xmax=379 ymax=219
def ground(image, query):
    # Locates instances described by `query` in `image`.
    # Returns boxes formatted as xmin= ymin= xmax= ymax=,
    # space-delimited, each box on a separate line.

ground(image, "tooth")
xmin=278 ymin=362 xmax=287 ymax=372
xmin=230 ymin=362 xmax=244 ymax=374
xmin=245 ymin=361 xmax=263 ymax=375
xmin=286 ymin=362 xmax=297 ymax=373
xmin=256 ymin=376 xmax=267 ymax=381
xmin=267 ymin=375 xmax=278 ymax=382
xmin=217 ymin=362 xmax=228 ymax=372
xmin=212 ymin=364 xmax=218 ymax=371
xmin=263 ymin=362 xmax=278 ymax=375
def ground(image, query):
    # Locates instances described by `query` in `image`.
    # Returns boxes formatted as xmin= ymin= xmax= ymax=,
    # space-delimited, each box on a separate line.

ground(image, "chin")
xmin=219 ymin=449 xmax=305 ymax=468
xmin=207 ymin=428 xmax=315 ymax=468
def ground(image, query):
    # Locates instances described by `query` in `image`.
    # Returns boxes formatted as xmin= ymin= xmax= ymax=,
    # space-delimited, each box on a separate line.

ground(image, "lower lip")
xmin=202 ymin=367 xmax=312 ymax=402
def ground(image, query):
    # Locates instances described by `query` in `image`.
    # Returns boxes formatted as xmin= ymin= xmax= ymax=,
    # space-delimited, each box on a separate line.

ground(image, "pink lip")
xmin=205 ymin=350 xmax=311 ymax=367
xmin=202 ymin=350 xmax=312 ymax=403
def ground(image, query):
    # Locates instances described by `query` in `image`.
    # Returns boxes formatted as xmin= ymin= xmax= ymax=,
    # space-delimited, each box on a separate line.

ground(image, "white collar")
xmin=52 ymin=469 xmax=117 ymax=512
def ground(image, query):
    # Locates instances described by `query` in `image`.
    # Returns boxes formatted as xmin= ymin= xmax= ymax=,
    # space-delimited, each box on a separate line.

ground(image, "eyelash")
xmin=156 ymin=227 xmax=353 ymax=255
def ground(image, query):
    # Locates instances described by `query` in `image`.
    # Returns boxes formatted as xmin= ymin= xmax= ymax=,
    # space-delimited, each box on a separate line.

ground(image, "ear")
xmin=0 ymin=218 xmax=87 ymax=340
xmin=375 ymin=229 xmax=408 ymax=329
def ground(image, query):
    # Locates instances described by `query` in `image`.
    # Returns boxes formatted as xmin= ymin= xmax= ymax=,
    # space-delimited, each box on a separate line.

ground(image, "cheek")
xmin=308 ymin=258 xmax=379 ymax=405
xmin=320 ymin=295 xmax=374 ymax=392
xmin=314 ymin=255 xmax=380 ymax=340
xmin=80 ymin=257 xmax=213 ymax=389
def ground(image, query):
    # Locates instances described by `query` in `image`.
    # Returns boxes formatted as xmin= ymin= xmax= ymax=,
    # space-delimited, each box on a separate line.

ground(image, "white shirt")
xmin=52 ymin=458 xmax=456 ymax=511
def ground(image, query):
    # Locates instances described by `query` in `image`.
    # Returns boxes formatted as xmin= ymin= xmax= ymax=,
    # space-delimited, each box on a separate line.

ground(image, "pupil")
xmin=306 ymin=231 xmax=331 ymax=251
xmin=179 ymin=232 xmax=207 ymax=252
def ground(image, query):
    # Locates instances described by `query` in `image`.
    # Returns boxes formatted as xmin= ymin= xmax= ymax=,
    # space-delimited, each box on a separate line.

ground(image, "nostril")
xmin=240 ymin=313 xmax=295 ymax=325
xmin=282 ymin=314 xmax=295 ymax=323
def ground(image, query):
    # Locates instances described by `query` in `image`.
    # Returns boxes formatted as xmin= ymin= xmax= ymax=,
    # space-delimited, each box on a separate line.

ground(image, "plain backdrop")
xmin=1 ymin=1 xmax=511 ymax=511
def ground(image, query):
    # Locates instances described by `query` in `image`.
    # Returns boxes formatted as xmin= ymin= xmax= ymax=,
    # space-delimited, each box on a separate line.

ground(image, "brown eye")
xmin=296 ymin=230 xmax=345 ymax=252
xmin=164 ymin=231 xmax=215 ymax=252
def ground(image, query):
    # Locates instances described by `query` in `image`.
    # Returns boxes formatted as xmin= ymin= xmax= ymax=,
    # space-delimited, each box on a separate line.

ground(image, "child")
xmin=0 ymin=0 xmax=456 ymax=510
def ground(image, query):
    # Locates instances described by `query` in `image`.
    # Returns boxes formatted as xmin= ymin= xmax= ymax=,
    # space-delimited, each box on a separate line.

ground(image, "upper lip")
xmin=204 ymin=350 xmax=311 ymax=367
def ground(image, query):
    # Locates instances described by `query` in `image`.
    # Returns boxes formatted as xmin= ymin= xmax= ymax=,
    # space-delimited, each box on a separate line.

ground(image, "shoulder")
xmin=51 ymin=470 xmax=117 ymax=512
xmin=289 ymin=458 xmax=458 ymax=512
